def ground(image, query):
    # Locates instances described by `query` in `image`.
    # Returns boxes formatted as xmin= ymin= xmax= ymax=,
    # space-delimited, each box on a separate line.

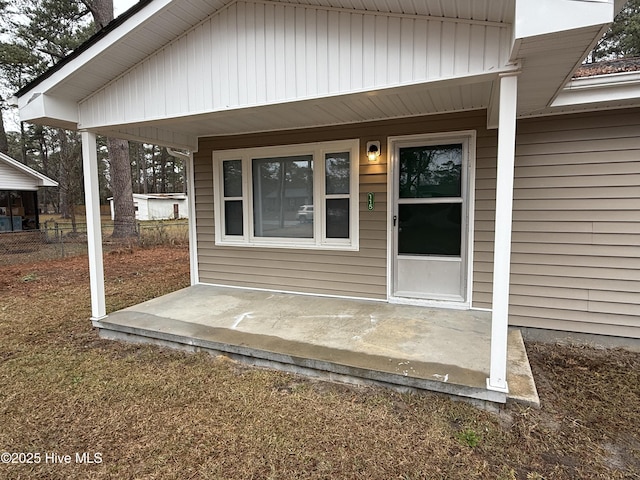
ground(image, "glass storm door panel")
xmin=393 ymin=141 xmax=468 ymax=302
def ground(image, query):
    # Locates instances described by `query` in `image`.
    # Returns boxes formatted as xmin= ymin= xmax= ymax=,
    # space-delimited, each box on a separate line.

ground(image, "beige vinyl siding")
xmin=472 ymin=130 xmax=499 ymax=309
xmin=506 ymin=108 xmax=640 ymax=338
xmin=195 ymin=127 xmax=387 ymax=298
xmin=194 ymin=110 xmax=492 ymax=300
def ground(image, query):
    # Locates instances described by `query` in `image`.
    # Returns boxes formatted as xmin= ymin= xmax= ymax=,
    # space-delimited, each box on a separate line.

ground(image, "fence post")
xmin=60 ymin=224 xmax=65 ymax=258
xmin=53 ymin=222 xmax=62 ymax=258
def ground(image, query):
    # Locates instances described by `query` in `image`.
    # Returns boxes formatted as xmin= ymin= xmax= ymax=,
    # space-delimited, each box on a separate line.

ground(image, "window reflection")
xmin=252 ymin=156 xmax=314 ymax=238
xmin=399 ymin=144 xmax=462 ymax=198
xmin=325 ymin=153 xmax=350 ymax=195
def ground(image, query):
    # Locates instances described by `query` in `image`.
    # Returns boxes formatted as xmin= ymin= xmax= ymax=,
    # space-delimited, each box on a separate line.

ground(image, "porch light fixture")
xmin=366 ymin=141 xmax=380 ymax=162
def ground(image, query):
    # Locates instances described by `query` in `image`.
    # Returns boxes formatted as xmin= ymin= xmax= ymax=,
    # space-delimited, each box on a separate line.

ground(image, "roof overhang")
xmin=486 ymin=0 xmax=618 ymax=127
xmin=13 ymin=0 xmax=623 ymax=148
xmin=554 ymin=71 xmax=640 ymax=107
xmin=0 ymin=152 xmax=58 ymax=188
xmin=516 ymin=70 xmax=640 ymax=117
xmin=91 ymin=70 xmax=512 ymax=150
xmin=18 ymin=93 xmax=79 ymax=131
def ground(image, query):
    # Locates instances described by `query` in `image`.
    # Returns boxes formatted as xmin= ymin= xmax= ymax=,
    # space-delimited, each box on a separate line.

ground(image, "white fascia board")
xmin=16 ymin=0 xmax=176 ymax=106
xmin=19 ymin=93 xmax=79 ymax=130
xmin=0 ymin=152 xmax=58 ymax=187
xmin=514 ymin=0 xmax=613 ymax=40
xmin=552 ymin=72 xmax=640 ymax=107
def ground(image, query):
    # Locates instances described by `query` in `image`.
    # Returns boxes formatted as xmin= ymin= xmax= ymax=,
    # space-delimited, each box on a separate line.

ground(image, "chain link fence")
xmin=0 ymin=220 xmax=189 ymax=267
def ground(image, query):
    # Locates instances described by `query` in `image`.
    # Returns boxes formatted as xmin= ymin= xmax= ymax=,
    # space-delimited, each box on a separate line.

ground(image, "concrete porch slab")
xmin=95 ymin=284 xmax=539 ymax=407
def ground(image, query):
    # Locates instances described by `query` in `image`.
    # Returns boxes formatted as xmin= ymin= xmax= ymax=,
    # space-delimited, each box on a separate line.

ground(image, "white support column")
xmin=81 ymin=131 xmax=106 ymax=321
xmin=487 ymin=73 xmax=519 ymax=393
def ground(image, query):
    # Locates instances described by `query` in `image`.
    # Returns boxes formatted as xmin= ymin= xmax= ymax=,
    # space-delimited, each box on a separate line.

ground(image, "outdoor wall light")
xmin=366 ymin=141 xmax=381 ymax=162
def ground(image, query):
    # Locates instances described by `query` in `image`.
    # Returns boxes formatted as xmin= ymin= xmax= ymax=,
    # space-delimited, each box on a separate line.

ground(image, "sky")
xmin=114 ymin=0 xmax=140 ymax=17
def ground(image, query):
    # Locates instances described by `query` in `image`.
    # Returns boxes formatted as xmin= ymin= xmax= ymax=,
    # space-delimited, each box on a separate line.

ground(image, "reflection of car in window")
xmin=297 ymin=205 xmax=314 ymax=223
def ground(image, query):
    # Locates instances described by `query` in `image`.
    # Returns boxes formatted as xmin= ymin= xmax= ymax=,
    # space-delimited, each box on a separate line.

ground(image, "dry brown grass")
xmin=0 ymin=247 xmax=639 ymax=479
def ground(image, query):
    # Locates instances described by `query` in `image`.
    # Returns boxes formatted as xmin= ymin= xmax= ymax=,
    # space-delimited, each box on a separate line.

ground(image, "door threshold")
xmin=389 ymin=296 xmax=470 ymax=310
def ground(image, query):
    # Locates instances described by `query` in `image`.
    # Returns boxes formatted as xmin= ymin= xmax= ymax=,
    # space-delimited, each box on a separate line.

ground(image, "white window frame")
xmin=213 ymin=139 xmax=359 ymax=251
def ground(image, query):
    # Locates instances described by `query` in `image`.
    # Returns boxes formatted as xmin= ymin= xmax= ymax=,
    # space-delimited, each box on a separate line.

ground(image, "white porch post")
xmin=488 ymin=73 xmax=518 ymax=393
xmin=81 ymin=131 xmax=106 ymax=321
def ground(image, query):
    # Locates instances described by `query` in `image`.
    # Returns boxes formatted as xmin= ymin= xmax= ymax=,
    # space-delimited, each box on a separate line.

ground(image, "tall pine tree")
xmin=81 ymin=0 xmax=137 ymax=238
xmin=591 ymin=0 xmax=640 ymax=61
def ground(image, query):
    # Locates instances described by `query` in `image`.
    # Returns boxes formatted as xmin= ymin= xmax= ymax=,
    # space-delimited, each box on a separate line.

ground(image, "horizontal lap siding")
xmin=473 ymin=129 xmax=498 ymax=309
xmin=0 ymin=163 xmax=38 ymax=190
xmin=508 ymin=109 xmax=640 ymax=338
xmin=195 ymin=110 xmax=490 ymax=300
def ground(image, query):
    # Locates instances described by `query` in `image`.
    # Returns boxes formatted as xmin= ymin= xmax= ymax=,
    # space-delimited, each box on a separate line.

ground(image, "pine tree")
xmin=81 ymin=0 xmax=137 ymax=238
xmin=0 ymin=102 xmax=8 ymax=155
xmin=592 ymin=0 xmax=640 ymax=61
xmin=0 ymin=1 xmax=93 ymax=217
xmin=0 ymin=0 xmax=137 ymax=236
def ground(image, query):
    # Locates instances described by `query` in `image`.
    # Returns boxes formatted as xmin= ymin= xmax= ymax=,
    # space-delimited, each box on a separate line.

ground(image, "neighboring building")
xmin=0 ymin=152 xmax=58 ymax=232
xmin=108 ymin=193 xmax=188 ymax=221
xmin=12 ymin=0 xmax=640 ymax=395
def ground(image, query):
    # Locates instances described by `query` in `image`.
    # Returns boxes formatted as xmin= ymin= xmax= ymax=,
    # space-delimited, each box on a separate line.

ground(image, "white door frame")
xmin=387 ymin=130 xmax=476 ymax=309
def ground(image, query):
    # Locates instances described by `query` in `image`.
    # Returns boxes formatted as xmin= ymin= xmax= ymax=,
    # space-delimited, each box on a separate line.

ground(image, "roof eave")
xmin=0 ymin=152 xmax=58 ymax=187
xmin=14 ymin=0 xmax=155 ymax=100
xmin=552 ymin=70 xmax=640 ymax=108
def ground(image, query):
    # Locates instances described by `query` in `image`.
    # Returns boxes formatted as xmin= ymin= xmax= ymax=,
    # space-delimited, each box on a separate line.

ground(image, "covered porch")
xmin=95 ymin=284 xmax=539 ymax=406
xmin=12 ymin=0 xmax=622 ymax=408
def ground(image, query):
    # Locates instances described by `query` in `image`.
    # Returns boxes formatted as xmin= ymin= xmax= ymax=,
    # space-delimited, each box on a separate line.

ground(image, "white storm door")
xmin=392 ymin=137 xmax=470 ymax=304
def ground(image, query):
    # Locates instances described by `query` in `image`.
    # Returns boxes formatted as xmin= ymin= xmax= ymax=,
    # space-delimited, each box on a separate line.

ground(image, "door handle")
xmin=393 ymin=215 xmax=397 ymax=227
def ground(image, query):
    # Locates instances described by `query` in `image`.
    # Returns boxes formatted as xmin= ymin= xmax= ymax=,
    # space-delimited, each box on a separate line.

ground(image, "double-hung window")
xmin=214 ymin=139 xmax=359 ymax=250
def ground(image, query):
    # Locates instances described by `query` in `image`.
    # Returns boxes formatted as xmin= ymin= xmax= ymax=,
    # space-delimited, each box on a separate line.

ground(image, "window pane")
xmin=20 ymin=191 xmax=38 ymax=230
xmin=223 ymin=160 xmax=243 ymax=197
xmin=398 ymin=203 xmax=461 ymax=256
xmin=325 ymin=152 xmax=350 ymax=195
xmin=0 ymin=191 xmax=10 ymax=232
xmin=399 ymin=144 xmax=462 ymax=198
xmin=224 ymin=200 xmax=243 ymax=235
xmin=326 ymin=198 xmax=349 ymax=239
xmin=252 ymin=155 xmax=313 ymax=238
xmin=0 ymin=191 xmax=8 ymax=212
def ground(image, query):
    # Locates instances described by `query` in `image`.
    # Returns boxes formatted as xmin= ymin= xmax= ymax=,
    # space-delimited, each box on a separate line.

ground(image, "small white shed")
xmin=0 ymin=152 xmax=58 ymax=232
xmin=109 ymin=193 xmax=188 ymax=221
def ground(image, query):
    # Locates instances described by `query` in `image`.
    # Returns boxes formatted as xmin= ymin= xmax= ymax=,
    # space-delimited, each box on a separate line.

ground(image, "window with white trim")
xmin=213 ymin=140 xmax=359 ymax=250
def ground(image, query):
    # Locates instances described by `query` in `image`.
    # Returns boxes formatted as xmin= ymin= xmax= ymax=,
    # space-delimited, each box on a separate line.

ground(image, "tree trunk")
xmin=83 ymin=1 xmax=136 ymax=238
xmin=151 ymin=145 xmax=158 ymax=192
xmin=0 ymin=104 xmax=9 ymax=155
xmin=57 ymin=129 xmax=83 ymax=227
xmin=140 ymin=142 xmax=148 ymax=194
xmin=159 ymin=147 xmax=168 ymax=193
xmin=20 ymin=122 xmax=28 ymax=168
xmin=84 ymin=0 xmax=113 ymax=29
xmin=108 ymin=137 xmax=137 ymax=238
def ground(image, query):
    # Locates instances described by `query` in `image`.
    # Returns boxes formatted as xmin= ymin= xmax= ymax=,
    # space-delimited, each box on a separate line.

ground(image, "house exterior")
xmin=11 ymin=0 xmax=640 ymax=394
xmin=0 ymin=152 xmax=58 ymax=232
xmin=108 ymin=193 xmax=188 ymax=221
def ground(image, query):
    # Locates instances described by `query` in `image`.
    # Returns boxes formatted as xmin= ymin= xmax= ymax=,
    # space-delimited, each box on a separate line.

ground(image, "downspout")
xmin=166 ymin=147 xmax=198 ymax=286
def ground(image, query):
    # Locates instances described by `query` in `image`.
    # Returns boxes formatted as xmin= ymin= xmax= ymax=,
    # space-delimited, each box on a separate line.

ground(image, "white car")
xmin=297 ymin=205 xmax=314 ymax=223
